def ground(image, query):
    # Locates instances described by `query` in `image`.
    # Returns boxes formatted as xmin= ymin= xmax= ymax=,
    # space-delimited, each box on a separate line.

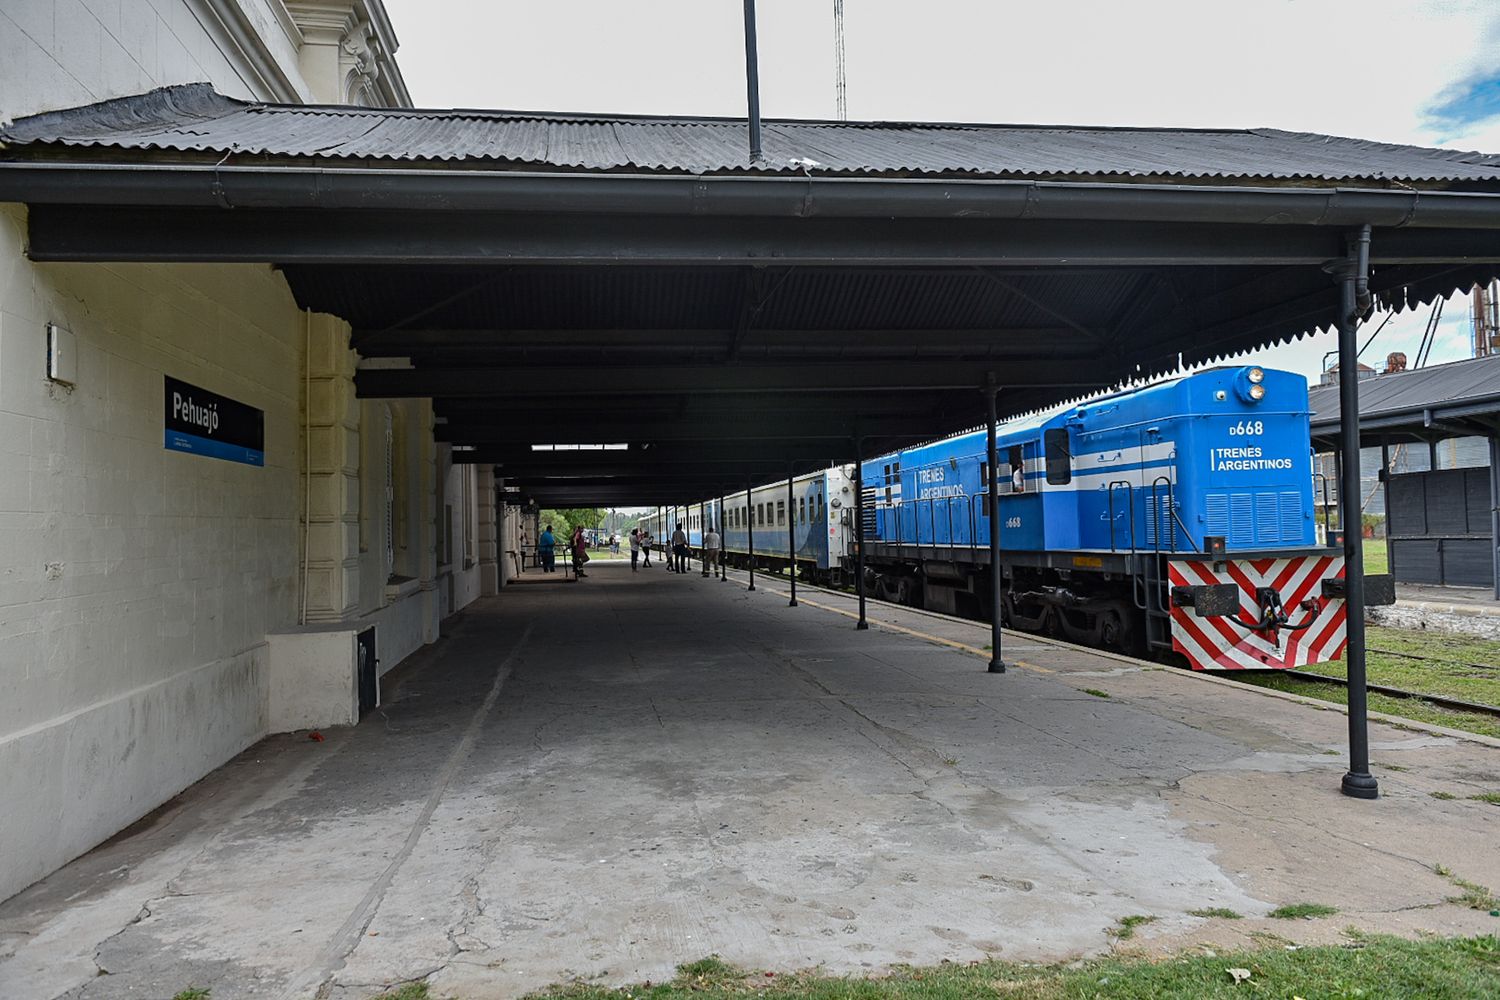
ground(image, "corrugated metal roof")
xmin=6 ymin=84 xmax=1500 ymax=185
xmin=1308 ymin=353 xmax=1500 ymax=431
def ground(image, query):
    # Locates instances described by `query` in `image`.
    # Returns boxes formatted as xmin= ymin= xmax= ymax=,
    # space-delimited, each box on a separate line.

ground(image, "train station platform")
xmin=1376 ymin=583 xmax=1500 ymax=640
xmin=4 ymin=562 xmax=1499 ymax=1000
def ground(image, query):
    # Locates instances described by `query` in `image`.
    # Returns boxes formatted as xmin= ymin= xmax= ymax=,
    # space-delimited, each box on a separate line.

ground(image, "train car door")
xmin=996 ymin=439 xmax=1048 ymax=550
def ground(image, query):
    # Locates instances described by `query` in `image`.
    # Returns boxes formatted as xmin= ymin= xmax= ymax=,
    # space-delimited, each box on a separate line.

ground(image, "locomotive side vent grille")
xmin=1229 ymin=493 xmax=1254 ymax=546
xmin=1255 ymin=491 xmax=1280 ymax=543
xmin=1206 ymin=494 xmax=1229 ymax=538
xmin=1279 ymin=491 xmax=1303 ymax=543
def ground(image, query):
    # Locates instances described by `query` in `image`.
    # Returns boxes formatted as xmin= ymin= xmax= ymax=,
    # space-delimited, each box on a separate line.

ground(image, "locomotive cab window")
xmin=1044 ymin=428 xmax=1072 ymax=485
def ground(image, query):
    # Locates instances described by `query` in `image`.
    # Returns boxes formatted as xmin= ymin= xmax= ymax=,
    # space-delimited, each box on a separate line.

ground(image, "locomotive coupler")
xmin=1253 ymin=586 xmax=1287 ymax=649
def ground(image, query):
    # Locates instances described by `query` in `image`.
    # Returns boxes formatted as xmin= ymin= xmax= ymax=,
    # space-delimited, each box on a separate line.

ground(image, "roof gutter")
xmin=2 ymin=161 xmax=1500 ymax=228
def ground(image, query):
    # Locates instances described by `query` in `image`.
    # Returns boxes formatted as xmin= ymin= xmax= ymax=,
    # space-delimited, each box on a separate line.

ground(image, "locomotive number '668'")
xmin=1228 ymin=420 xmax=1264 ymax=436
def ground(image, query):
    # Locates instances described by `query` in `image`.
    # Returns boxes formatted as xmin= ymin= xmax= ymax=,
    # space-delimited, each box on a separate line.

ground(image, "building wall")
xmin=0 ymin=0 xmax=310 ymax=124
xmin=0 ymin=209 xmax=305 ymax=901
xmin=0 ymin=1 xmax=461 ymax=904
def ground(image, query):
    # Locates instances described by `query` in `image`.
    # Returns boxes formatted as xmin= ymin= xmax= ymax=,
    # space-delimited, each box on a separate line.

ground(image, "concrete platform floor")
xmin=5 ymin=561 xmax=1500 ymax=1000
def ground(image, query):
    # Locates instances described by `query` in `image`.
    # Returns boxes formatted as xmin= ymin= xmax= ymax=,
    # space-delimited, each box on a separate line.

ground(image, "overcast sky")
xmin=382 ymin=0 xmax=1500 ymax=381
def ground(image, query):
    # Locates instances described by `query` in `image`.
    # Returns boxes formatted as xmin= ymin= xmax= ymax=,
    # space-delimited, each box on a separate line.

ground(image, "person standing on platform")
xmin=702 ymin=523 xmax=720 ymax=577
xmin=571 ymin=524 xmax=589 ymax=578
xmin=538 ymin=524 xmax=557 ymax=573
xmin=629 ymin=528 xmax=641 ymax=572
xmin=641 ymin=530 xmax=653 ymax=568
xmin=671 ymin=522 xmax=688 ymax=574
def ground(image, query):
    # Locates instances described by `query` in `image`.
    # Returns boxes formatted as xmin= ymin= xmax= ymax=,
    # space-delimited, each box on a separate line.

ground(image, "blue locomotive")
xmin=646 ymin=366 xmax=1390 ymax=670
xmin=861 ymin=365 xmax=1390 ymax=668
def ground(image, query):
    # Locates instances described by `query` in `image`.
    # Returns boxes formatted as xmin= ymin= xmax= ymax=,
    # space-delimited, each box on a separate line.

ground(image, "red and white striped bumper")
xmin=1169 ymin=555 xmax=1347 ymax=670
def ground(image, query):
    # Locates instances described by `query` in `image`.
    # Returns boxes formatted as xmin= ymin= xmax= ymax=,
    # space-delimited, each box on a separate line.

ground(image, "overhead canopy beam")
xmin=457 ymin=441 xmax=861 ymax=467
xmin=353 ymin=326 xmax=1080 ymax=358
xmin=8 ymin=163 xmax=1500 ymax=230
xmin=26 ymin=205 xmax=1373 ymax=266
xmin=436 ymin=414 xmax=963 ymax=444
xmin=358 ymin=360 xmax=1103 ymax=397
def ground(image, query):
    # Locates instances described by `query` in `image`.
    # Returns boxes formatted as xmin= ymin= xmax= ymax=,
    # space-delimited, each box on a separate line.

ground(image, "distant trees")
xmin=538 ymin=508 xmax=604 ymax=541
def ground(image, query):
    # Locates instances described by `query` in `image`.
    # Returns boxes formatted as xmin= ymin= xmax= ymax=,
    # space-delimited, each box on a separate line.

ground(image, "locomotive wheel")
xmin=1100 ymin=610 xmax=1124 ymax=650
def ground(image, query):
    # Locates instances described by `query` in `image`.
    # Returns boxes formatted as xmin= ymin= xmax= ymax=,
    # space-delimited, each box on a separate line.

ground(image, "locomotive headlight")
xmin=1234 ymin=365 xmax=1268 ymax=403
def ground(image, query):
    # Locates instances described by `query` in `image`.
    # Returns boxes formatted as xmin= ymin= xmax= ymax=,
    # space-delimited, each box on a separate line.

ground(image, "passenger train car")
xmin=637 ymin=468 xmax=858 ymax=582
xmin=642 ymin=366 xmax=1390 ymax=671
xmin=859 ymin=365 xmax=1392 ymax=669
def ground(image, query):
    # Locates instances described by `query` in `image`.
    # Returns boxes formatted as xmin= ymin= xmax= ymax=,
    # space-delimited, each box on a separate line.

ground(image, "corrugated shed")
xmin=1308 ymin=353 xmax=1500 ymax=430
xmin=6 ymin=84 xmax=1500 ymax=185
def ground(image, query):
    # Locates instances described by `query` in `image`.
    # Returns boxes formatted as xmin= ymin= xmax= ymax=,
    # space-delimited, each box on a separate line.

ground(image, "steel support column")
xmin=719 ymin=493 xmax=729 ymax=580
xmin=1328 ymin=227 xmax=1379 ymax=800
xmin=854 ymin=437 xmax=868 ymax=630
xmin=787 ymin=469 xmax=798 ymax=607
xmin=1381 ymin=437 xmax=1396 ymax=581
xmin=985 ymin=376 xmax=1007 ymax=672
xmin=701 ymin=499 xmax=710 ymax=577
xmin=746 ymin=481 xmax=756 ymax=592
xmin=1490 ymin=434 xmax=1500 ymax=600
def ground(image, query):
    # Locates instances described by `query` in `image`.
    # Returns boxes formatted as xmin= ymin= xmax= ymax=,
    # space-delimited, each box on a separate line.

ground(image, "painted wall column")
xmin=478 ymin=465 xmax=500 ymax=596
xmin=303 ymin=312 xmax=362 ymax=624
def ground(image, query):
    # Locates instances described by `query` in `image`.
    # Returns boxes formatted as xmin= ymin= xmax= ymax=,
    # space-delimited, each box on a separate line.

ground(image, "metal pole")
xmin=720 ymin=493 xmax=729 ymax=580
xmin=1381 ymin=438 xmax=1395 ymax=581
xmin=746 ymin=481 xmax=756 ymax=591
xmin=986 ymin=376 xmax=1006 ymax=673
xmin=1490 ymin=434 xmax=1500 ymax=601
xmin=854 ymin=438 xmax=868 ymax=630
xmin=741 ymin=0 xmax=763 ymax=162
xmin=701 ymin=499 xmax=710 ymax=577
xmin=1333 ymin=448 xmax=1343 ymax=531
xmin=1329 ymin=229 xmax=1379 ymax=800
xmin=787 ymin=469 xmax=798 ymax=607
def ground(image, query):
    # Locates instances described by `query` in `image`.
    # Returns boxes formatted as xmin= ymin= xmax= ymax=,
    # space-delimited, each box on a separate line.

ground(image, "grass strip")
xmin=513 ymin=934 xmax=1500 ymax=999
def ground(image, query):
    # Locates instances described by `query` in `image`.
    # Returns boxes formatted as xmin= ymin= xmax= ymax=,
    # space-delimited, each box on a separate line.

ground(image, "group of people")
xmin=535 ymin=523 xmax=593 ymax=577
xmin=533 ymin=521 xmax=722 ymax=579
xmin=630 ymin=522 xmax=721 ymax=575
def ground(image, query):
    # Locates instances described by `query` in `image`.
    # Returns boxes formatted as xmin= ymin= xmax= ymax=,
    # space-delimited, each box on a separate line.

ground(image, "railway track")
xmin=736 ymin=565 xmax=1500 ymax=722
xmin=1278 ymin=670 xmax=1500 ymax=720
xmin=1366 ymin=646 xmax=1500 ymax=674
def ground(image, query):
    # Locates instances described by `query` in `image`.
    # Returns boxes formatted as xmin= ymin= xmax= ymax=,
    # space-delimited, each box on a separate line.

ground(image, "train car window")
xmin=1044 ymin=428 xmax=1072 ymax=485
xmin=777 ymin=500 xmax=786 ymax=525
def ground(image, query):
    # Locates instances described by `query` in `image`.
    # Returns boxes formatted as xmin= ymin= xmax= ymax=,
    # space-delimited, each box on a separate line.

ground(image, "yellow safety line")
xmin=754 ymin=586 xmax=1051 ymax=674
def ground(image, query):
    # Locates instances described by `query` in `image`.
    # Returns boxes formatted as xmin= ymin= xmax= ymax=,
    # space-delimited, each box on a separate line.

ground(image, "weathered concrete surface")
xmin=4 ymin=561 xmax=1499 ymax=1000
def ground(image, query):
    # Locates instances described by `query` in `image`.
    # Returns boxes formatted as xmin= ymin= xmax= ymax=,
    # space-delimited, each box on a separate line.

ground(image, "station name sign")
xmin=163 ymin=375 xmax=264 ymax=467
